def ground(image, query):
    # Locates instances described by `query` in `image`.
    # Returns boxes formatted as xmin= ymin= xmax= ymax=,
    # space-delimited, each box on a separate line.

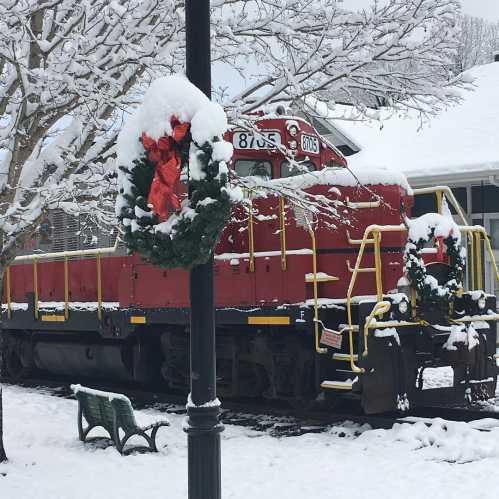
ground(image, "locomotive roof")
xmin=324 ymin=62 xmax=499 ymax=186
xmin=242 ymin=164 xmax=412 ymax=194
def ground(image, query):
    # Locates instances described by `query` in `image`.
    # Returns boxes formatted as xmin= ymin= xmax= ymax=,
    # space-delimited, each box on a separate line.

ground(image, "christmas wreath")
xmin=404 ymin=213 xmax=466 ymax=304
xmin=116 ymin=75 xmax=241 ymax=269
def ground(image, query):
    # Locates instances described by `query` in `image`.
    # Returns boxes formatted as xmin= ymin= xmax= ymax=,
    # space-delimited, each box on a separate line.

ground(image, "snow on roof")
xmin=331 ymin=63 xmax=499 ymax=184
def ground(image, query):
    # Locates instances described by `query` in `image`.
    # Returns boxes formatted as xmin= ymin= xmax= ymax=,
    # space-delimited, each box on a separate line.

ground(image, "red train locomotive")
xmin=2 ymin=113 xmax=498 ymax=414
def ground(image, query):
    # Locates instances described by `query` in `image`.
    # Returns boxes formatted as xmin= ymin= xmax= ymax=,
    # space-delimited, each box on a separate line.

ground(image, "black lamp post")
xmin=184 ymin=2 xmax=223 ymax=499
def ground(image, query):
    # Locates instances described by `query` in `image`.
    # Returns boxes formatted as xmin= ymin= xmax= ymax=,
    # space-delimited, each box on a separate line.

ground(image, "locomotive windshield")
xmin=234 ymin=159 xmax=272 ymax=179
xmin=280 ymin=160 xmax=315 ymax=178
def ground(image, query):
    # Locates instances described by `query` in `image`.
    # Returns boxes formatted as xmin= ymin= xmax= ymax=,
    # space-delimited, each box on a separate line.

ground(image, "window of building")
xmin=412 ymin=194 xmax=436 ymax=217
xmin=451 ymin=187 xmax=467 ymax=213
xmin=411 ymin=187 xmax=467 ymax=217
xmin=234 ymin=159 xmax=272 ymax=179
xmin=280 ymin=160 xmax=316 ymax=178
xmin=490 ymin=219 xmax=499 ymax=249
xmin=472 ymin=184 xmax=499 ymax=213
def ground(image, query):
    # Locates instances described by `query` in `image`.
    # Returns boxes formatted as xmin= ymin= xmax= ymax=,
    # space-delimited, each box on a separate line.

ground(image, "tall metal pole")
xmin=184 ymin=2 xmax=223 ymax=499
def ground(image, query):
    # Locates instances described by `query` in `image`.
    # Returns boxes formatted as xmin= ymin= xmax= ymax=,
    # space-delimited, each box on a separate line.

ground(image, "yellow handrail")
xmin=346 ymin=230 xmax=375 ymax=245
xmin=346 ymin=260 xmax=376 ymax=273
xmin=475 ymin=231 xmax=483 ymax=290
xmin=362 ymin=301 xmax=392 ymax=358
xmin=344 ymin=223 xmax=499 ymax=369
xmin=483 ymin=231 xmax=499 ymax=282
xmin=248 ymin=199 xmax=255 ymax=273
xmin=279 ymin=197 xmax=287 ymax=271
xmin=469 ymin=233 xmax=475 ymax=290
xmin=373 ymin=230 xmax=383 ymax=301
xmin=6 ymin=266 xmax=11 ymax=319
xmin=347 ymin=224 xmax=499 ymax=334
xmin=7 ymin=240 xmax=118 ymax=321
xmin=412 ymin=186 xmax=468 ymax=225
xmin=436 ymin=190 xmax=443 ymax=215
xmin=309 ymin=228 xmax=327 ymax=354
xmin=64 ymin=257 xmax=69 ymax=320
xmin=97 ymin=252 xmax=103 ymax=321
xmin=33 ymin=257 xmax=39 ymax=319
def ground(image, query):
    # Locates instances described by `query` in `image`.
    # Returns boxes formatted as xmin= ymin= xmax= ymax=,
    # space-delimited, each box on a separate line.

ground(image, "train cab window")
xmin=234 ymin=159 xmax=272 ymax=179
xmin=280 ymin=160 xmax=316 ymax=178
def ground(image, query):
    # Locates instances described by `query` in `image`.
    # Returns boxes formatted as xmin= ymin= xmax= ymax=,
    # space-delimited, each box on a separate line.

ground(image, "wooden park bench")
xmin=71 ymin=384 xmax=170 ymax=455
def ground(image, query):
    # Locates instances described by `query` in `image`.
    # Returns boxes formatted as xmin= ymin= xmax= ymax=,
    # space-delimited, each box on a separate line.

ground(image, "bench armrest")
xmin=142 ymin=420 xmax=170 ymax=432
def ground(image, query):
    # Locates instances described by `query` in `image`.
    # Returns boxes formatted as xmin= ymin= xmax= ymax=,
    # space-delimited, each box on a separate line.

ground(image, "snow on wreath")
xmin=404 ymin=205 xmax=466 ymax=306
xmin=116 ymin=75 xmax=242 ymax=269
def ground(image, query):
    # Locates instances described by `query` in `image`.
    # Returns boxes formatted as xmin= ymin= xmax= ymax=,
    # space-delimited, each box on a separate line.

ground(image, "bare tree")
xmin=452 ymin=14 xmax=499 ymax=74
xmin=0 ymin=0 xmax=465 ymax=269
xmin=0 ymin=0 xmax=467 ymax=459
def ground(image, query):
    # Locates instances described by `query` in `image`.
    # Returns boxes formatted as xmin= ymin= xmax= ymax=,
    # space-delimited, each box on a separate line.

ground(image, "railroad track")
xmin=4 ymin=377 xmax=499 ymax=436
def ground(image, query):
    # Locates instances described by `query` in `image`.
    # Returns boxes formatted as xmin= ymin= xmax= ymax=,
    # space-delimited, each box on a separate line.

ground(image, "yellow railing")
xmin=279 ymin=197 xmax=287 ymax=271
xmin=412 ymin=186 xmax=468 ymax=225
xmin=246 ymin=194 xmax=288 ymax=273
xmin=5 ymin=242 xmax=117 ymax=321
xmin=5 ymin=267 xmax=11 ymax=319
xmin=248 ymin=197 xmax=255 ymax=272
xmin=345 ymin=223 xmax=499 ymax=366
xmin=308 ymin=228 xmax=328 ymax=355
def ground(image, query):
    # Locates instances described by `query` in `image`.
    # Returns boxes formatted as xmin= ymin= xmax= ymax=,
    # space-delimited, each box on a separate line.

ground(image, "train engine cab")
xmin=1 ymin=113 xmax=498 ymax=415
xmin=227 ymin=113 xmax=346 ymax=180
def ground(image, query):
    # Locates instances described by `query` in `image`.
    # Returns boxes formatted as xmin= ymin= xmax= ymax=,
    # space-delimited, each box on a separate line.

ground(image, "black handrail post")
xmin=184 ymin=2 xmax=223 ymax=499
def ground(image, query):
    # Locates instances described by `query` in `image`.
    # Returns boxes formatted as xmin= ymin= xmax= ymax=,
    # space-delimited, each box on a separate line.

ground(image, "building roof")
xmin=330 ymin=63 xmax=499 ymax=186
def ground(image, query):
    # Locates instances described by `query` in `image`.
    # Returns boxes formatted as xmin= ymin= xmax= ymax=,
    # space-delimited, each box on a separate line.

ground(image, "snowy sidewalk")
xmin=1 ymin=385 xmax=499 ymax=499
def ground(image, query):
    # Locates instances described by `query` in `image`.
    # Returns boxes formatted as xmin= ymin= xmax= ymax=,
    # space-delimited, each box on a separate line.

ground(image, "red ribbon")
xmin=436 ymin=228 xmax=455 ymax=262
xmin=436 ymin=236 xmax=445 ymax=262
xmin=141 ymin=117 xmax=190 ymax=221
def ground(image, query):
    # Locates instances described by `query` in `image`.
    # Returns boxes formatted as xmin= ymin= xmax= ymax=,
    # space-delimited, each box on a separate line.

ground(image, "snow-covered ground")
xmin=2 ymin=384 xmax=499 ymax=499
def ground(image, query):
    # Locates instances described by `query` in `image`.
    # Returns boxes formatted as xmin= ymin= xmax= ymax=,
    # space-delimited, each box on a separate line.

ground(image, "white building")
xmin=327 ymin=61 xmax=499 ymax=295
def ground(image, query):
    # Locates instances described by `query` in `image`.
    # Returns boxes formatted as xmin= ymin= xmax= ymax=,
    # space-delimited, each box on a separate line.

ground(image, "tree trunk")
xmin=0 ymin=387 xmax=6 ymax=462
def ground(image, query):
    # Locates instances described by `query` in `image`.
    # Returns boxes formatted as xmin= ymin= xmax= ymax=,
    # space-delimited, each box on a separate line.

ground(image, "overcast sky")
xmin=345 ymin=0 xmax=499 ymax=21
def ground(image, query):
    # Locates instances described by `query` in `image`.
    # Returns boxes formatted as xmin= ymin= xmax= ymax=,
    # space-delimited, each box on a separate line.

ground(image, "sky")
xmin=345 ymin=0 xmax=499 ymax=21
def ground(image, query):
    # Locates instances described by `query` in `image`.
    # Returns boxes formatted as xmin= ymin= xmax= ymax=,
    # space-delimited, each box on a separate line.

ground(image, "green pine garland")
xmin=404 ymin=228 xmax=465 ymax=305
xmin=118 ymin=133 xmax=233 ymax=269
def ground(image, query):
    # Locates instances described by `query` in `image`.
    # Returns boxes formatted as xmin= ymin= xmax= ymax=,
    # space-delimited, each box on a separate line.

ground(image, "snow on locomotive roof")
xmin=245 ymin=165 xmax=412 ymax=193
xmin=322 ymin=63 xmax=499 ymax=183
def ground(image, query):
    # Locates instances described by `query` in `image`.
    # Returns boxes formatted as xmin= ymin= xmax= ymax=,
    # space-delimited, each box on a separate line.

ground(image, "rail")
xmin=308 ymin=228 xmax=328 ymax=355
xmin=279 ymin=197 xmax=287 ymax=271
xmin=412 ymin=186 xmax=468 ymax=225
xmin=346 ymin=224 xmax=499 ymax=363
xmin=5 ymin=241 xmax=118 ymax=321
xmin=246 ymin=194 xmax=288 ymax=273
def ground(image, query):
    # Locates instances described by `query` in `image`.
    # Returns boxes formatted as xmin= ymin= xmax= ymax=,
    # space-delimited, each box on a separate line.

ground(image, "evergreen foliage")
xmin=118 ymin=134 xmax=233 ymax=269
xmin=405 ymin=231 xmax=465 ymax=306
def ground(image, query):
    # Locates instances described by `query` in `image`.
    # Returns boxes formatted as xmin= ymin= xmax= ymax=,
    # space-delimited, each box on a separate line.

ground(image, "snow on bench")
xmin=71 ymin=384 xmax=170 ymax=455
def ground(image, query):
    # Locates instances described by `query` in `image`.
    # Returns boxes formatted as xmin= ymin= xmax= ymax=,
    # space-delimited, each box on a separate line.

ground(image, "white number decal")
xmin=300 ymin=134 xmax=320 ymax=155
xmin=233 ymin=131 xmax=281 ymax=150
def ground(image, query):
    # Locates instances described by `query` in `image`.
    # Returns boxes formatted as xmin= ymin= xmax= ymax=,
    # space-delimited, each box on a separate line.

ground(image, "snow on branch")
xmin=0 ymin=0 xmax=466 ymax=266
xmin=223 ymin=0 xmax=465 ymax=119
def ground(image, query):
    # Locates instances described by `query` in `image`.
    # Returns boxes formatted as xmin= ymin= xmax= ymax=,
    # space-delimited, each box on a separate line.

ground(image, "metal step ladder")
xmin=321 ymin=369 xmax=360 ymax=391
xmin=305 ymin=267 xmax=362 ymax=392
xmin=321 ymin=326 xmax=361 ymax=391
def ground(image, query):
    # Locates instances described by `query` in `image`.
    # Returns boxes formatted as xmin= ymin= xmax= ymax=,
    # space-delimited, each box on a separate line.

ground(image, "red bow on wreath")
xmin=141 ymin=117 xmax=190 ymax=221
xmin=436 ymin=228 xmax=455 ymax=262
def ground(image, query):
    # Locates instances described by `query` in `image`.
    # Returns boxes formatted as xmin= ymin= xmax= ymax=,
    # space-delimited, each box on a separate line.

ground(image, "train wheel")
xmin=3 ymin=336 xmax=33 ymax=382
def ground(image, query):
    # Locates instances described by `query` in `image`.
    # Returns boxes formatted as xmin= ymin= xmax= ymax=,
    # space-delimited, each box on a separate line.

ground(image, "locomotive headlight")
xmin=288 ymin=125 xmax=298 ymax=137
xmin=288 ymin=140 xmax=298 ymax=150
xmin=478 ymin=296 xmax=487 ymax=310
xmin=398 ymin=300 xmax=409 ymax=315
